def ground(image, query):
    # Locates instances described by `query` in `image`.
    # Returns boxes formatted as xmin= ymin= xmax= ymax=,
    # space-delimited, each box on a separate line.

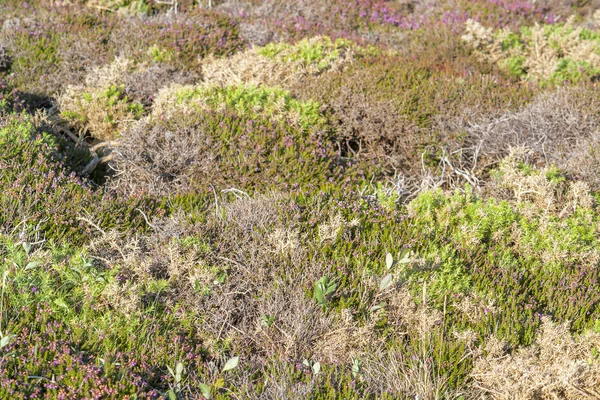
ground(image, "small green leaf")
xmin=199 ymin=383 xmax=212 ymax=399
xmin=370 ymin=303 xmax=386 ymax=312
xmin=399 ymin=249 xmax=412 ymax=264
xmin=175 ymin=362 xmax=184 ymax=380
xmin=380 ymin=274 xmax=393 ymax=291
xmin=222 ymin=356 xmax=239 ymax=372
xmin=351 ymin=358 xmax=363 ymax=378
xmin=53 ymin=298 xmax=68 ymax=309
xmin=25 ymin=261 xmax=40 ymax=270
xmin=386 ymin=253 xmax=393 ymax=269
xmin=22 ymin=242 xmax=31 ymax=255
xmin=0 ymin=333 xmax=14 ymax=349
xmin=324 ymin=283 xmax=337 ymax=296
xmin=167 ymin=389 xmax=176 ymax=400
xmin=312 ymin=362 xmax=321 ymax=374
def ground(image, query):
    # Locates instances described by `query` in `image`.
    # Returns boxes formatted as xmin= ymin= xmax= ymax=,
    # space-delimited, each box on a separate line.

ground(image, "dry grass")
xmin=361 ymin=288 xmax=462 ymax=399
xmin=469 ymin=317 xmax=600 ymax=399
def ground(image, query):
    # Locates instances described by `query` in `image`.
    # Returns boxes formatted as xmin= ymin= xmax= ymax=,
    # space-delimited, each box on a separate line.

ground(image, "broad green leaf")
xmin=222 ymin=356 xmax=239 ymax=372
xmin=312 ymin=362 xmax=321 ymax=374
xmin=325 ymin=283 xmax=337 ymax=295
xmin=53 ymin=298 xmax=68 ymax=309
xmin=199 ymin=383 xmax=212 ymax=399
xmin=380 ymin=274 xmax=393 ymax=291
xmin=175 ymin=362 xmax=184 ymax=380
xmin=399 ymin=249 xmax=412 ymax=264
xmin=386 ymin=253 xmax=393 ymax=269
xmin=0 ymin=334 xmax=14 ymax=349
xmin=25 ymin=261 xmax=40 ymax=270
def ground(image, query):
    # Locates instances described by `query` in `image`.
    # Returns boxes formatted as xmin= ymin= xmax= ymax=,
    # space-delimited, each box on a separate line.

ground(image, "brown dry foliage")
xmin=485 ymin=148 xmax=596 ymax=215
xmin=448 ymin=86 xmax=600 ymax=189
xmin=106 ymin=118 xmax=218 ymax=196
xmin=469 ymin=317 xmax=600 ymax=399
xmin=361 ymin=288 xmax=461 ymax=399
xmin=88 ymin=194 xmax=373 ymax=365
xmin=124 ymin=64 xmax=199 ymax=106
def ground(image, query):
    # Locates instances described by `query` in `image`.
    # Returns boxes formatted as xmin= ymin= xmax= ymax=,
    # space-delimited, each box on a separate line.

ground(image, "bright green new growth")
xmin=257 ymin=36 xmax=377 ymax=71
xmin=156 ymin=84 xmax=325 ymax=130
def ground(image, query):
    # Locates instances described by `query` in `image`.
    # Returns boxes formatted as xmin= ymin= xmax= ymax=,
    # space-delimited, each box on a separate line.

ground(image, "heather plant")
xmin=0 ymin=79 xmax=23 ymax=114
xmin=108 ymin=105 xmax=357 ymax=196
xmin=3 ymin=0 xmax=600 ymax=397
xmin=0 ymin=237 xmax=210 ymax=398
xmin=445 ymin=85 xmax=600 ymax=190
xmin=0 ymin=113 xmax=157 ymax=243
xmin=0 ymin=6 xmax=245 ymax=96
xmin=405 ymin=162 xmax=600 ymax=344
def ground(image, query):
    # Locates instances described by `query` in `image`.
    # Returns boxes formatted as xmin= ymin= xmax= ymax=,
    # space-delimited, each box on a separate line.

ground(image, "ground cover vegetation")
xmin=2 ymin=0 xmax=600 ymax=398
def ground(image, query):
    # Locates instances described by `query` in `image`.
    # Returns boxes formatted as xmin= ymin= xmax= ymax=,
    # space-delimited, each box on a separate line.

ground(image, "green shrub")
xmin=257 ymin=36 xmax=377 ymax=72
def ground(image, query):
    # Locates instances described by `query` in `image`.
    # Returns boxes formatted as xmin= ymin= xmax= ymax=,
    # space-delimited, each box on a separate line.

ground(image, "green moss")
xmin=404 ymin=177 xmax=600 ymax=344
xmin=499 ymin=31 xmax=523 ymax=50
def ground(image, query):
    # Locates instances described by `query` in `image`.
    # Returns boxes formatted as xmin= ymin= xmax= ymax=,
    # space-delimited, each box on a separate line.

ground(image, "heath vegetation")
xmin=1 ymin=0 xmax=600 ymax=399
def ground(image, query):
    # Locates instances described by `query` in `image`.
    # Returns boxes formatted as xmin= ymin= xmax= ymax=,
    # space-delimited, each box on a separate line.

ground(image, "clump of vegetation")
xmin=0 ymin=113 xmax=157 ymax=243
xmin=201 ymin=36 xmax=374 ymax=89
xmin=257 ymin=36 xmax=377 ymax=71
xmin=152 ymin=83 xmax=325 ymax=130
xmin=60 ymin=82 xmax=144 ymax=141
xmin=108 ymin=92 xmax=356 ymax=196
xmin=462 ymin=14 xmax=600 ymax=84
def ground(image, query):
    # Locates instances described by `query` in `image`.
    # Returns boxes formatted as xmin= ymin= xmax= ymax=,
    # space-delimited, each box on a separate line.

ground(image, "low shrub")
xmin=446 ymin=86 xmax=600 ymax=189
xmin=152 ymin=83 xmax=325 ymax=130
xmin=470 ymin=317 xmax=600 ymax=398
xmin=0 ymin=7 xmax=245 ymax=96
xmin=0 ymin=112 xmax=158 ymax=243
xmin=108 ymin=105 xmax=356 ymax=196
xmin=405 ymin=159 xmax=600 ymax=345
